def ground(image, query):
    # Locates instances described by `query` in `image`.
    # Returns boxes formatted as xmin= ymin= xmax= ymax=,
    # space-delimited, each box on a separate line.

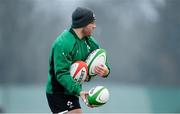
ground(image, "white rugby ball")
xmin=70 ymin=61 xmax=88 ymax=83
xmin=87 ymin=86 xmax=110 ymax=107
xmin=85 ymin=49 xmax=106 ymax=76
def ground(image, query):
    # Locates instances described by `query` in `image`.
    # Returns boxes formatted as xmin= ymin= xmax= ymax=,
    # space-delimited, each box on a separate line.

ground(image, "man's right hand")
xmin=80 ymin=91 xmax=94 ymax=108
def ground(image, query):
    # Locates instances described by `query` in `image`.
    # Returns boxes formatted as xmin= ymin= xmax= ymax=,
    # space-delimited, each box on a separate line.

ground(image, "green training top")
xmin=46 ymin=28 xmax=109 ymax=96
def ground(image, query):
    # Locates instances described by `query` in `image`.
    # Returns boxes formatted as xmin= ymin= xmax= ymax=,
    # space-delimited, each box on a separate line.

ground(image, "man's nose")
xmin=93 ymin=23 xmax=96 ymax=28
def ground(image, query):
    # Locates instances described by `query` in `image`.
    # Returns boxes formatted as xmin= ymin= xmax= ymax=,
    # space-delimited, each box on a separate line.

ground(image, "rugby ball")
xmin=87 ymin=86 xmax=110 ymax=107
xmin=70 ymin=61 xmax=88 ymax=83
xmin=86 ymin=49 xmax=106 ymax=76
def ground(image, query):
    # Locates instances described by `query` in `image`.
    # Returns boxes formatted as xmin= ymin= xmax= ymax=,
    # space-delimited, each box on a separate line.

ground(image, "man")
xmin=46 ymin=7 xmax=110 ymax=114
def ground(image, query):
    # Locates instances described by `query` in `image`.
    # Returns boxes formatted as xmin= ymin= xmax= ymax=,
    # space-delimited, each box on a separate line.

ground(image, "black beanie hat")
xmin=71 ymin=7 xmax=96 ymax=28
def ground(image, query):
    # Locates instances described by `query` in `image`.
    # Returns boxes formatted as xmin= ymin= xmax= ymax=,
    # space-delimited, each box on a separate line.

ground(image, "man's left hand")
xmin=94 ymin=64 xmax=109 ymax=77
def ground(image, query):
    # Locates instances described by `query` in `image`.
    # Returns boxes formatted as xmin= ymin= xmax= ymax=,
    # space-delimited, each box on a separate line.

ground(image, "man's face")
xmin=82 ymin=22 xmax=96 ymax=37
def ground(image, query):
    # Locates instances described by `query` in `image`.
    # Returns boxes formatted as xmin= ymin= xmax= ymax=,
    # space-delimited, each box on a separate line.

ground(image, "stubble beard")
xmin=82 ymin=28 xmax=91 ymax=37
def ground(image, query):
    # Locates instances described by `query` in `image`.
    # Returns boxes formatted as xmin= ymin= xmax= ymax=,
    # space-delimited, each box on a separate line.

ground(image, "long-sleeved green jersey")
xmin=46 ymin=28 xmax=110 ymax=96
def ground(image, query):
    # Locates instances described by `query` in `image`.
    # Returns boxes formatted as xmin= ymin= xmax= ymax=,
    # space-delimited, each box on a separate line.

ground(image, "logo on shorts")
xmin=67 ymin=101 xmax=74 ymax=109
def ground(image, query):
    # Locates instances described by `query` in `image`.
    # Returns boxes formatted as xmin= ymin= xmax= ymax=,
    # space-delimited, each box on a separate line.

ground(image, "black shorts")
xmin=46 ymin=93 xmax=81 ymax=113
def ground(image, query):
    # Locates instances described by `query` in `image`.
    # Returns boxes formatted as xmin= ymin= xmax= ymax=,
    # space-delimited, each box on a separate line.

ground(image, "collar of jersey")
xmin=69 ymin=28 xmax=86 ymax=41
